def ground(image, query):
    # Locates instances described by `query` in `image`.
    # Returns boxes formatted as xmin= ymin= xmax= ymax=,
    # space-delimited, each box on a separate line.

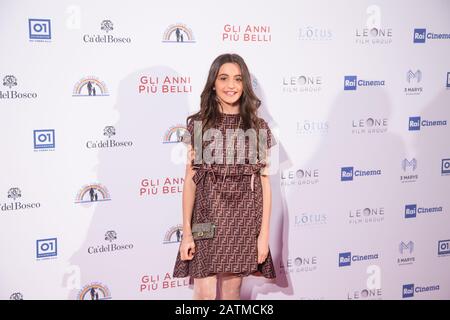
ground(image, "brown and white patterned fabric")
xmin=173 ymin=113 xmax=277 ymax=279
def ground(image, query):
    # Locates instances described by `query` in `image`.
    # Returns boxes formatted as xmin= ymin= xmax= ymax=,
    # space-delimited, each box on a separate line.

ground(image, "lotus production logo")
xmin=100 ymin=20 xmax=113 ymax=33
xmin=3 ymin=75 xmax=17 ymax=88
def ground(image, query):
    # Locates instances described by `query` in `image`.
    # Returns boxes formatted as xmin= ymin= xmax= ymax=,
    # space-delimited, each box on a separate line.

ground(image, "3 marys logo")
xmin=162 ymin=23 xmax=196 ymax=43
xmin=77 ymin=283 xmax=111 ymax=300
xmin=75 ymin=184 xmax=111 ymax=204
xmin=72 ymin=76 xmax=109 ymax=97
xmin=163 ymin=125 xmax=187 ymax=144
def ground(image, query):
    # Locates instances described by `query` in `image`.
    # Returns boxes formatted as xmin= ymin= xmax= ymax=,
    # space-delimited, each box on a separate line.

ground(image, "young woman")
xmin=173 ymin=53 xmax=276 ymax=300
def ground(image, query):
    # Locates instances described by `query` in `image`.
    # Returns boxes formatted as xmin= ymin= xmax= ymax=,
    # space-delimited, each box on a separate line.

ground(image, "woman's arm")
xmin=179 ymin=145 xmax=197 ymax=260
xmin=258 ymin=149 xmax=272 ymax=264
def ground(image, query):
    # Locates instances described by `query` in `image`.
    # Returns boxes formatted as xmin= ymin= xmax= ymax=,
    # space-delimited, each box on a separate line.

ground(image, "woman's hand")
xmin=180 ymin=234 xmax=196 ymax=261
xmin=257 ymin=233 xmax=269 ymax=264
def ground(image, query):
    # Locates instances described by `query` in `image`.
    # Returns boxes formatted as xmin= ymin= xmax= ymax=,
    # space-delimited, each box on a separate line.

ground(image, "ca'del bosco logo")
xmin=75 ymin=184 xmax=111 ymax=205
xmin=73 ymin=76 xmax=109 ymax=97
xmin=83 ymin=20 xmax=132 ymax=44
xmin=1 ymin=75 xmax=38 ymax=100
xmin=86 ymin=126 xmax=134 ymax=149
xmin=87 ymin=230 xmax=134 ymax=255
xmin=1 ymin=188 xmax=41 ymax=213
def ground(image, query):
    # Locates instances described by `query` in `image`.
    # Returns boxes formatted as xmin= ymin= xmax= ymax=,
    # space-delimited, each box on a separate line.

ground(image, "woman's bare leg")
xmin=218 ymin=273 xmax=243 ymax=300
xmin=193 ymin=275 xmax=218 ymax=300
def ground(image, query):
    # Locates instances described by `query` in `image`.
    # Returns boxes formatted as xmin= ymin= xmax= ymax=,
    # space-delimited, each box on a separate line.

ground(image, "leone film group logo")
xmin=86 ymin=126 xmax=133 ymax=149
xmin=1 ymin=75 xmax=38 ymax=100
xmin=280 ymin=168 xmax=320 ymax=187
xmin=282 ymin=75 xmax=323 ymax=93
xmin=348 ymin=207 xmax=385 ymax=225
xmin=279 ymin=256 xmax=318 ymax=274
xmin=351 ymin=117 xmax=388 ymax=135
xmin=1 ymin=188 xmax=41 ymax=213
xmin=83 ymin=20 xmax=132 ymax=44
xmin=355 ymin=6 xmax=393 ymax=45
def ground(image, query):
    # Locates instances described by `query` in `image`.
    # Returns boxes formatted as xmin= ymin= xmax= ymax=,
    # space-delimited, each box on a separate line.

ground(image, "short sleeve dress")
xmin=173 ymin=113 xmax=277 ymax=279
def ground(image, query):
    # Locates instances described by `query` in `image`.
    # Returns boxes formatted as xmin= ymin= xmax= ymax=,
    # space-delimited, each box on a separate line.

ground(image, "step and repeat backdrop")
xmin=1 ymin=0 xmax=449 ymax=300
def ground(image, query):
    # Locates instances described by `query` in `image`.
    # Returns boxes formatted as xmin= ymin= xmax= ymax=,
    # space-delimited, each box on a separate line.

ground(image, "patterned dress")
xmin=173 ymin=113 xmax=276 ymax=279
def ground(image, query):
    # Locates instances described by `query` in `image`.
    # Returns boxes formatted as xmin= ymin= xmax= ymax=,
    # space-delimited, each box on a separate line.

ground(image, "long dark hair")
xmin=187 ymin=53 xmax=261 ymax=132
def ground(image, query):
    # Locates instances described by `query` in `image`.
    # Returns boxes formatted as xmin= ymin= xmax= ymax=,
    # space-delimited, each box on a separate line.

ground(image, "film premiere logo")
xmin=87 ymin=231 xmax=134 ymax=255
xmin=341 ymin=166 xmax=382 ymax=182
xmin=344 ymin=75 xmax=385 ymax=90
xmin=413 ymin=28 xmax=450 ymax=44
xmin=86 ymin=126 xmax=133 ymax=149
xmin=1 ymin=188 xmax=41 ymax=212
xmin=355 ymin=5 xmax=393 ymax=45
xmin=162 ymin=23 xmax=195 ymax=43
xmin=1 ymin=75 xmax=38 ymax=100
xmin=404 ymin=70 xmax=423 ymax=96
xmin=404 ymin=203 xmax=443 ymax=219
xmin=351 ymin=117 xmax=388 ymax=135
xmin=402 ymin=283 xmax=440 ymax=298
xmin=163 ymin=225 xmax=183 ymax=244
xmin=36 ymin=238 xmax=57 ymax=260
xmin=279 ymin=255 xmax=318 ymax=274
xmin=408 ymin=116 xmax=447 ymax=131
xmin=140 ymin=177 xmax=183 ymax=196
xmin=34 ymin=129 xmax=55 ymax=151
xmin=163 ymin=125 xmax=187 ymax=144
xmin=400 ymin=158 xmax=418 ymax=183
xmin=222 ymin=24 xmax=272 ymax=42
xmin=78 ymin=283 xmax=111 ymax=300
xmin=280 ymin=168 xmax=320 ymax=187
xmin=28 ymin=18 xmax=51 ymax=42
xmin=138 ymin=75 xmax=192 ymax=94
xmin=75 ymin=184 xmax=111 ymax=205
xmin=348 ymin=206 xmax=384 ymax=225
xmin=73 ymin=76 xmax=109 ymax=97
xmin=338 ymin=251 xmax=379 ymax=267
xmin=140 ymin=273 xmax=189 ymax=293
xmin=83 ymin=20 xmax=132 ymax=44
xmin=397 ymin=241 xmax=415 ymax=266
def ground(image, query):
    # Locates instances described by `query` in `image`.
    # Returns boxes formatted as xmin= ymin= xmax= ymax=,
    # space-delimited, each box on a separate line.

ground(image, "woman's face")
xmin=214 ymin=62 xmax=243 ymax=108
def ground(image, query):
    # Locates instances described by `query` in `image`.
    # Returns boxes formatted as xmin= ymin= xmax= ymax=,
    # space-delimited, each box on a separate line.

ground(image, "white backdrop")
xmin=1 ymin=0 xmax=450 ymax=300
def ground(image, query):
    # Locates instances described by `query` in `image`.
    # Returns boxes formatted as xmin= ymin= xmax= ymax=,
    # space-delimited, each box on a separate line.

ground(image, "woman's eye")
xmin=219 ymin=77 xmax=227 ymax=81
xmin=236 ymin=78 xmax=242 ymax=82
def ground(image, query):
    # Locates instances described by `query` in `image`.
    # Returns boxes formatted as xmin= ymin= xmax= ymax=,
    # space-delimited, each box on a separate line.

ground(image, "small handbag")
xmin=191 ymin=116 xmax=241 ymax=241
xmin=192 ymin=222 xmax=216 ymax=240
